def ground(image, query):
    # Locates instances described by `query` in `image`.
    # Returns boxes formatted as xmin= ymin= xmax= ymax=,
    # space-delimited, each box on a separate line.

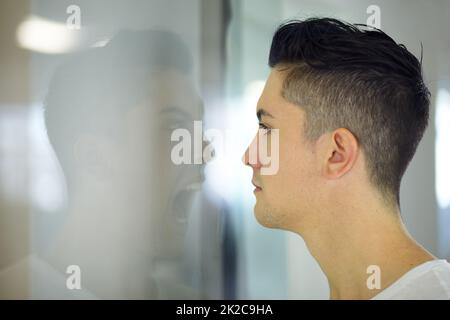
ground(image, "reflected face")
xmin=115 ymin=69 xmax=205 ymax=258
xmin=243 ymin=68 xmax=319 ymax=231
xmin=43 ymin=30 xmax=208 ymax=298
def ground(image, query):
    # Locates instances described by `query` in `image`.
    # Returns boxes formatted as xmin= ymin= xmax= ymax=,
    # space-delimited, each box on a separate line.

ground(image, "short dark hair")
xmin=268 ymin=18 xmax=430 ymax=205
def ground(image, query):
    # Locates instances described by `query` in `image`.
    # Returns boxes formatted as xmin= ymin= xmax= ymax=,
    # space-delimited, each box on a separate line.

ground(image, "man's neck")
xmin=299 ymin=203 xmax=435 ymax=300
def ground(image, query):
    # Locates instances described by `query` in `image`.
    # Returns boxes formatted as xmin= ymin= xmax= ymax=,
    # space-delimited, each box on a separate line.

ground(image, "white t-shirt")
xmin=372 ymin=259 xmax=450 ymax=300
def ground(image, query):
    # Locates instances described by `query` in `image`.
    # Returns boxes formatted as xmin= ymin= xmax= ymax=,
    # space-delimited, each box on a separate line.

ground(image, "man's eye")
xmin=258 ymin=123 xmax=271 ymax=134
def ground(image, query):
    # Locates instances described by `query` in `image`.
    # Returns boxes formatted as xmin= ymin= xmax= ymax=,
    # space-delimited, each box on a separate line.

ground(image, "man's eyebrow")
xmin=159 ymin=106 xmax=193 ymax=120
xmin=257 ymin=108 xmax=275 ymax=121
xmin=160 ymin=98 xmax=204 ymax=120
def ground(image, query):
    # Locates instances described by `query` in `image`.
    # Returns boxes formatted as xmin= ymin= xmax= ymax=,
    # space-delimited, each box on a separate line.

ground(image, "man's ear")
xmin=73 ymin=134 xmax=113 ymax=180
xmin=324 ymin=128 xmax=358 ymax=179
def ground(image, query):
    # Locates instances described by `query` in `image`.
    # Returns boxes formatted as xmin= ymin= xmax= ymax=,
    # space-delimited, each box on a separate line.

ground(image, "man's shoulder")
xmin=0 ymin=257 xmax=29 ymax=299
xmin=372 ymin=259 xmax=450 ymax=300
xmin=0 ymin=254 xmax=97 ymax=299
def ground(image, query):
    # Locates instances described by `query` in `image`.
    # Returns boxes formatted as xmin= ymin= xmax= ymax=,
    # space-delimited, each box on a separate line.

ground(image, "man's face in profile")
xmin=243 ymin=68 xmax=320 ymax=231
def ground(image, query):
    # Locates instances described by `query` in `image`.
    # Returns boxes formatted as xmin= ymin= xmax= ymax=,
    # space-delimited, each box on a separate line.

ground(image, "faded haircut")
xmin=268 ymin=18 xmax=430 ymax=206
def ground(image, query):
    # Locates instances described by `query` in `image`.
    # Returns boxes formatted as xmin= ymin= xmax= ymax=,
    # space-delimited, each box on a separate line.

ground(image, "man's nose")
xmin=242 ymin=147 xmax=249 ymax=166
xmin=242 ymin=135 xmax=261 ymax=168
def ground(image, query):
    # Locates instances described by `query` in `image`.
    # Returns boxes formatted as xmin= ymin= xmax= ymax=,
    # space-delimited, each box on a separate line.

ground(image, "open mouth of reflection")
xmin=172 ymin=182 xmax=202 ymax=224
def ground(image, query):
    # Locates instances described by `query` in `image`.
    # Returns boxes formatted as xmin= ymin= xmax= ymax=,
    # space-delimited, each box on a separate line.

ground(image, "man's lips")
xmin=252 ymin=180 xmax=262 ymax=192
xmin=171 ymin=174 xmax=205 ymax=224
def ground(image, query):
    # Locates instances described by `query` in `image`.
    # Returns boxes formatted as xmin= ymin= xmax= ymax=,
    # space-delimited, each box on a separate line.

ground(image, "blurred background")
xmin=0 ymin=0 xmax=449 ymax=299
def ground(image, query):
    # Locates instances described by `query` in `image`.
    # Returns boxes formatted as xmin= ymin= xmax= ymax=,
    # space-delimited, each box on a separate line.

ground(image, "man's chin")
xmin=254 ymin=205 xmax=279 ymax=229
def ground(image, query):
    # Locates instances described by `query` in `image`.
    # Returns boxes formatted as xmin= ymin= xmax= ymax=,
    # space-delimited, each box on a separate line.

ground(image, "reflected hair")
xmin=44 ymin=29 xmax=193 ymax=192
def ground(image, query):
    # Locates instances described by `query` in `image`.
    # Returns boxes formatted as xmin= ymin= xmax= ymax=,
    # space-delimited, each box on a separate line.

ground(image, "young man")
xmin=242 ymin=18 xmax=450 ymax=299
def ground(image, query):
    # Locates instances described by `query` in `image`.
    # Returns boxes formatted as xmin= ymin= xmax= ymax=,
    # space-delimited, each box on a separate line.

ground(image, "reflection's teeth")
xmin=184 ymin=182 xmax=202 ymax=191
